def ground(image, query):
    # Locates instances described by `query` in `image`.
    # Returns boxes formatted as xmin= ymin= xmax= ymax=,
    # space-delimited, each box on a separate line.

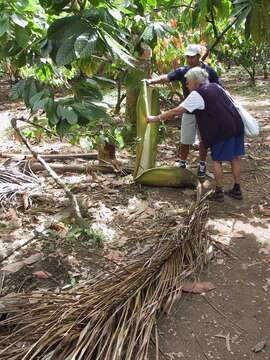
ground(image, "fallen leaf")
xmin=6 ymin=208 xmax=22 ymax=229
xmin=23 ymin=253 xmax=42 ymax=265
xmin=2 ymin=261 xmax=25 ymax=273
xmin=50 ymin=223 xmax=69 ymax=238
xmin=105 ymin=250 xmax=123 ymax=262
xmin=259 ymin=245 xmax=270 ymax=256
xmin=215 ymin=235 xmax=231 ymax=246
xmin=1 ymin=253 xmax=41 ymax=273
xmin=252 ymin=340 xmax=266 ymax=353
xmin=33 ymin=271 xmax=52 ymax=279
xmin=182 ymin=281 xmax=215 ymax=294
xmin=22 ymin=192 xmax=30 ymax=210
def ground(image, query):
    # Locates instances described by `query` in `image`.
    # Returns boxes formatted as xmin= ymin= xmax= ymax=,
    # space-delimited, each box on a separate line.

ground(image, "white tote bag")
xmin=224 ymin=89 xmax=260 ymax=138
xmin=234 ymin=103 xmax=260 ymax=138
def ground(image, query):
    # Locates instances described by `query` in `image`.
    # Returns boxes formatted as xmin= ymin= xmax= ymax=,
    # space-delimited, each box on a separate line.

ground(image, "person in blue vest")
xmin=146 ymin=44 xmax=221 ymax=178
xmin=147 ymin=67 xmax=244 ymax=202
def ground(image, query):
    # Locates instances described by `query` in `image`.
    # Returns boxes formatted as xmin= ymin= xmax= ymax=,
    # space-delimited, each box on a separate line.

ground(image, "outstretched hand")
xmin=147 ymin=115 xmax=159 ymax=123
xmin=145 ymin=79 xmax=153 ymax=85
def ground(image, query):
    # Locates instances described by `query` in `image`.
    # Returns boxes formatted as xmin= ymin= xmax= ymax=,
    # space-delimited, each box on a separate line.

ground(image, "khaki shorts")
xmin=180 ymin=113 xmax=200 ymax=145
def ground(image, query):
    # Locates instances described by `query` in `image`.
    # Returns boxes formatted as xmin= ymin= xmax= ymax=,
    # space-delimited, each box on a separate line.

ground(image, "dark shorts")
xmin=211 ymin=135 xmax=245 ymax=161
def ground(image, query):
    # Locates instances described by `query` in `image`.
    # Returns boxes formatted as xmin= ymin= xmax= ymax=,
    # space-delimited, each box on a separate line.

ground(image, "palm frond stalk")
xmin=0 ymin=197 xmax=209 ymax=360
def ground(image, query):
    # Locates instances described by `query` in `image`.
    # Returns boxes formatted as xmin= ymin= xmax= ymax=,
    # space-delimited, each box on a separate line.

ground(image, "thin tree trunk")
xmin=263 ymin=63 xmax=268 ymax=79
xmin=115 ymin=80 xmax=126 ymax=114
xmin=125 ymin=87 xmax=140 ymax=124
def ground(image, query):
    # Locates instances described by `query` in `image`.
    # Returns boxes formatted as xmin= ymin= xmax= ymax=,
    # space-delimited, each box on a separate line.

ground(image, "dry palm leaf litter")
xmin=0 ymin=165 xmax=41 ymax=210
xmin=0 ymin=195 xmax=209 ymax=360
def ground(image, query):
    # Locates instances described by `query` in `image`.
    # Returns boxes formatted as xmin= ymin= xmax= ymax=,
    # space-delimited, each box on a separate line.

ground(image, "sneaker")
xmin=175 ymin=160 xmax=187 ymax=168
xmin=197 ymin=163 xmax=206 ymax=178
xmin=225 ymin=188 xmax=243 ymax=200
xmin=208 ymin=190 xmax=224 ymax=202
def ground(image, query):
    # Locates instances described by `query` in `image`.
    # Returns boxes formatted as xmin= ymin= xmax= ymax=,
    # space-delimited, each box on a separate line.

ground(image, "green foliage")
xmin=220 ymin=29 xmax=270 ymax=83
xmin=41 ymin=223 xmax=104 ymax=255
xmin=141 ymin=22 xmax=176 ymax=47
xmin=9 ymin=76 xmax=111 ymax=137
xmin=1 ymin=0 xmax=270 ymax=148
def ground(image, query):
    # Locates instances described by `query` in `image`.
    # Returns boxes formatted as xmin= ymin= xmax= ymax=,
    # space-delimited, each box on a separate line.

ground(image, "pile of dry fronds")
xmin=0 ymin=196 xmax=209 ymax=360
xmin=0 ymin=165 xmax=41 ymax=209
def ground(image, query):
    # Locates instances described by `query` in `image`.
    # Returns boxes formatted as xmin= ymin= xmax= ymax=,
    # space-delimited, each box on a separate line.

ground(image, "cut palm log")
xmin=24 ymin=162 xmax=133 ymax=175
xmin=0 ymin=152 xmax=98 ymax=161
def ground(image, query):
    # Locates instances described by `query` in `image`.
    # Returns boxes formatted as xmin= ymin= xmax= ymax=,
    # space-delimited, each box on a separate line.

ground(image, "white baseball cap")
xmin=184 ymin=44 xmax=202 ymax=57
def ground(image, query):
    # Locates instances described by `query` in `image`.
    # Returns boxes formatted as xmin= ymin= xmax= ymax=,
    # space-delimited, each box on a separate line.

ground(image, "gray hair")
xmin=184 ymin=67 xmax=209 ymax=84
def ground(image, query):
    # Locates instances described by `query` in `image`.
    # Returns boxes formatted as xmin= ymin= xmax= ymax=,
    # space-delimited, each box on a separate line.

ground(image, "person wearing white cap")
xmin=146 ymin=43 xmax=221 ymax=178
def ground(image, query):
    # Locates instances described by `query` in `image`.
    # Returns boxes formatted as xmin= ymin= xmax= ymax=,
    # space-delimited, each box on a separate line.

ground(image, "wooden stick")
xmin=11 ymin=118 xmax=86 ymax=227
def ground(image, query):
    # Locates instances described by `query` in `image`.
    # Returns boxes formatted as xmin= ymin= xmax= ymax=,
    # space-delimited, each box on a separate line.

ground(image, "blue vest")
xmin=194 ymin=84 xmax=244 ymax=147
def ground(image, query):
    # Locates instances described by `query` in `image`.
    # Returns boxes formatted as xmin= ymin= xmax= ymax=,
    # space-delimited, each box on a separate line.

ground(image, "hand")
xmin=147 ymin=115 xmax=159 ymax=123
xmin=145 ymin=79 xmax=153 ymax=85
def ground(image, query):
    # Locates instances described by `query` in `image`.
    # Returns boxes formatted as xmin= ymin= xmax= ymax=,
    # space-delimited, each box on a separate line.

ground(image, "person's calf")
xmin=179 ymin=143 xmax=190 ymax=160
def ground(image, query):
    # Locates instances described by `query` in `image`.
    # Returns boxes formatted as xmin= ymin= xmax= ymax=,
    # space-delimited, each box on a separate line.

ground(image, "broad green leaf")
xmin=101 ymin=30 xmax=134 ymax=67
xmin=92 ymin=75 xmax=116 ymax=88
xmin=244 ymin=12 xmax=251 ymax=39
xmin=57 ymin=105 xmax=78 ymax=124
xmin=108 ymin=8 xmax=122 ymax=21
xmin=23 ymin=78 xmax=39 ymax=107
xmin=0 ymin=16 xmax=9 ymax=37
xmin=74 ymin=32 xmax=98 ymax=59
xmin=15 ymin=25 xmax=29 ymax=47
xmin=72 ymin=102 xmax=108 ymax=120
xmin=141 ymin=24 xmax=154 ymax=43
xmin=73 ymin=79 xmax=103 ymax=100
xmin=46 ymin=98 xmax=59 ymax=125
xmin=56 ymin=36 xmax=76 ymax=66
xmin=11 ymin=13 xmax=28 ymax=28
xmin=9 ymin=80 xmax=27 ymax=100
xmin=32 ymin=98 xmax=48 ymax=112
xmin=234 ymin=5 xmax=251 ymax=28
xmin=56 ymin=119 xmax=71 ymax=138
xmin=48 ymin=16 xmax=87 ymax=41
xmin=29 ymin=91 xmax=45 ymax=107
xmin=217 ymin=0 xmax=231 ymax=18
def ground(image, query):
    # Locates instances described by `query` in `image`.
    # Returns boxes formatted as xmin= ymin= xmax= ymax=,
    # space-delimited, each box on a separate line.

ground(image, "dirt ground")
xmin=0 ymin=68 xmax=270 ymax=359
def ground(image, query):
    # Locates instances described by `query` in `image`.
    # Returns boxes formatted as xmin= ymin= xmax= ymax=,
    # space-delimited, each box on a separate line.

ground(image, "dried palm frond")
xmin=0 ymin=197 xmax=209 ymax=360
xmin=0 ymin=164 xmax=40 ymax=209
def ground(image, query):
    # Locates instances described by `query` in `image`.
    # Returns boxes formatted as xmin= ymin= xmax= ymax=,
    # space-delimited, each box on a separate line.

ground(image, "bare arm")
xmin=147 ymin=106 xmax=187 ymax=123
xmin=146 ymin=74 xmax=170 ymax=85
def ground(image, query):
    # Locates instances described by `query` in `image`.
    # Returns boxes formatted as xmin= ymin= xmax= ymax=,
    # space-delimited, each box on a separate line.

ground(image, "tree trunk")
xmin=115 ymin=80 xmax=126 ymax=114
xmin=263 ymin=63 xmax=268 ymax=79
xmin=125 ymin=87 xmax=140 ymax=124
xmin=97 ymin=143 xmax=116 ymax=162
